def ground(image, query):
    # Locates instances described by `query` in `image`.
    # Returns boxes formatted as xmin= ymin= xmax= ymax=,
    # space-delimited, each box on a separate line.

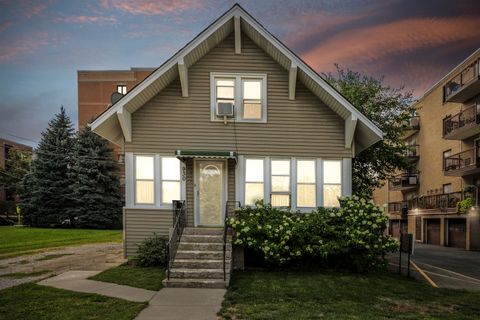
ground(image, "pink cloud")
xmin=301 ymin=16 xmax=480 ymax=72
xmin=100 ymin=0 xmax=203 ymax=15
xmin=0 ymin=31 xmax=49 ymax=61
xmin=22 ymin=1 xmax=49 ymax=18
xmin=55 ymin=15 xmax=117 ymax=25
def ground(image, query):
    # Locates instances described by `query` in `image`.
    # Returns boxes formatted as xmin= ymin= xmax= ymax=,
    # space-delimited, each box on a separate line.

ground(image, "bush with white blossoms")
xmin=227 ymin=196 xmax=398 ymax=271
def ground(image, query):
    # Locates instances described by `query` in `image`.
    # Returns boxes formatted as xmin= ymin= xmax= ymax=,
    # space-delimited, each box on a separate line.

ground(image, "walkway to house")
xmin=39 ymin=270 xmax=226 ymax=320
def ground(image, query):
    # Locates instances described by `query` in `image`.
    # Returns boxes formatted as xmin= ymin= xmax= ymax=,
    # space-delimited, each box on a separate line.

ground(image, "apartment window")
xmin=135 ymin=155 xmax=154 ymax=204
xmin=161 ymin=157 xmax=181 ymax=204
xmin=443 ymin=183 xmax=452 ymax=194
xmin=117 ymin=85 xmax=127 ymax=95
xmin=443 ymin=149 xmax=452 ymax=171
xmin=271 ymin=159 xmax=290 ymax=207
xmin=211 ymin=73 xmax=266 ymax=122
xmin=297 ymin=160 xmax=316 ymax=207
xmin=245 ymin=158 xmax=264 ymax=205
xmin=323 ymin=160 xmax=342 ymax=207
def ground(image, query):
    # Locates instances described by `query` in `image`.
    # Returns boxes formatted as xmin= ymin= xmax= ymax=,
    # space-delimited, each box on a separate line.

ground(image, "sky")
xmin=1 ymin=0 xmax=480 ymax=147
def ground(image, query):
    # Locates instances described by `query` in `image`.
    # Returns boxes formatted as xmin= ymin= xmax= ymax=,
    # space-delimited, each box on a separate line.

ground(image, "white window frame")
xmin=127 ymin=153 xmax=185 ymax=209
xmin=322 ymin=159 xmax=343 ymax=208
xmin=210 ymin=72 xmax=267 ymax=123
xmin=270 ymin=158 xmax=291 ymax=207
xmin=244 ymin=157 xmax=265 ymax=206
xmin=295 ymin=158 xmax=317 ymax=209
xmin=160 ymin=157 xmax=182 ymax=206
xmin=134 ymin=154 xmax=156 ymax=206
xmin=117 ymin=85 xmax=127 ymax=94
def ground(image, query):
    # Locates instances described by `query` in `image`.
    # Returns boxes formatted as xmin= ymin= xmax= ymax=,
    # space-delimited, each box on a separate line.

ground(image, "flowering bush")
xmin=227 ymin=196 xmax=398 ymax=271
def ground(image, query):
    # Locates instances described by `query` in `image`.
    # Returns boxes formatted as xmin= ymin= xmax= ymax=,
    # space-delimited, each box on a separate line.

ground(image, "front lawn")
xmin=0 ymin=283 xmax=146 ymax=320
xmin=90 ymin=263 xmax=165 ymax=291
xmin=0 ymin=226 xmax=122 ymax=259
xmin=220 ymin=270 xmax=480 ymax=319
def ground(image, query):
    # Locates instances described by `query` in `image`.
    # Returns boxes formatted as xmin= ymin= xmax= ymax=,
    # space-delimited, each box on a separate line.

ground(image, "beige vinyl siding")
xmin=125 ymin=32 xmax=350 ymax=158
xmin=124 ymin=208 xmax=171 ymax=257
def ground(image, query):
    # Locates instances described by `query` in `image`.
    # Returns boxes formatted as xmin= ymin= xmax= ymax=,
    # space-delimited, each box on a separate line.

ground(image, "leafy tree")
xmin=324 ymin=65 xmax=415 ymax=198
xmin=22 ymin=107 xmax=75 ymax=227
xmin=69 ymin=126 xmax=122 ymax=229
xmin=0 ymin=148 xmax=32 ymax=199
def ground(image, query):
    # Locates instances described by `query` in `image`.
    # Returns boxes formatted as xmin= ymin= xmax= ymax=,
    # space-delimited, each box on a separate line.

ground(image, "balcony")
xmin=414 ymin=192 xmax=464 ymax=210
xmin=389 ymin=173 xmax=419 ymax=191
xmin=406 ymin=144 xmax=420 ymax=161
xmin=404 ymin=116 xmax=420 ymax=139
xmin=388 ymin=201 xmax=408 ymax=215
xmin=444 ymin=59 xmax=480 ymax=103
xmin=444 ymin=149 xmax=480 ymax=176
xmin=443 ymin=104 xmax=480 ymax=140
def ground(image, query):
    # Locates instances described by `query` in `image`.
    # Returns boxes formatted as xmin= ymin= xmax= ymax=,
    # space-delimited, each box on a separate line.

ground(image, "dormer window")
xmin=117 ymin=85 xmax=127 ymax=95
xmin=211 ymin=73 xmax=266 ymax=122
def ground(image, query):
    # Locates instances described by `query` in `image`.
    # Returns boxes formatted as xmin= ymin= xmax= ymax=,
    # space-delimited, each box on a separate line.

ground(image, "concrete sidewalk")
xmin=39 ymin=270 xmax=156 ymax=302
xmin=135 ymin=288 xmax=226 ymax=320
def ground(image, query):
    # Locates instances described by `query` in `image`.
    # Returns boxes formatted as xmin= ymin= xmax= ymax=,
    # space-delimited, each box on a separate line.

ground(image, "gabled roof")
xmin=90 ymin=3 xmax=383 ymax=154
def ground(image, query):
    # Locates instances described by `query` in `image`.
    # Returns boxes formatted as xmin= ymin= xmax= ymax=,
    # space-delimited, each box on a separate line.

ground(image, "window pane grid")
xmin=135 ymin=155 xmax=155 ymax=205
xmin=271 ymin=160 xmax=290 ymax=207
xmin=161 ymin=157 xmax=181 ymax=205
xmin=296 ymin=160 xmax=316 ymax=207
xmin=245 ymin=158 xmax=264 ymax=205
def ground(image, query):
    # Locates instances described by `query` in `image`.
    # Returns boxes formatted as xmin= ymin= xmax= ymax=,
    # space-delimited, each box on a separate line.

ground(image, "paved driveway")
xmin=410 ymin=243 xmax=480 ymax=290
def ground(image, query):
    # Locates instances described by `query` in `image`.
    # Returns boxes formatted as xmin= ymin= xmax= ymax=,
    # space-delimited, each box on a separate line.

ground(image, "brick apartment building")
xmin=77 ymin=68 xmax=154 ymax=188
xmin=374 ymin=48 xmax=480 ymax=250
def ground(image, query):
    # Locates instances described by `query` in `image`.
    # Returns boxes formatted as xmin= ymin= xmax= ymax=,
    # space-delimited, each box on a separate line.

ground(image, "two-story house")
xmin=90 ymin=4 xmax=383 ymax=288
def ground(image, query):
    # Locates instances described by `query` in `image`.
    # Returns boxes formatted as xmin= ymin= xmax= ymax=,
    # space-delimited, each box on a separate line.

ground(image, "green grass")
xmin=36 ymin=253 xmax=73 ymax=261
xmin=220 ymin=270 xmax=480 ymax=319
xmin=0 ymin=283 xmax=146 ymax=320
xmin=0 ymin=226 xmax=122 ymax=259
xmin=0 ymin=270 xmax=50 ymax=279
xmin=90 ymin=263 xmax=165 ymax=291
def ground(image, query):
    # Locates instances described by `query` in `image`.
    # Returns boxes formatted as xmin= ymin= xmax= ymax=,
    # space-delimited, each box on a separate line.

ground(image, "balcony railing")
xmin=389 ymin=173 xmax=419 ymax=191
xmin=404 ymin=191 xmax=475 ymax=211
xmin=444 ymin=59 xmax=480 ymax=103
xmin=443 ymin=104 xmax=480 ymax=139
xmin=388 ymin=201 xmax=407 ymax=214
xmin=406 ymin=144 xmax=420 ymax=159
xmin=444 ymin=148 xmax=477 ymax=171
xmin=403 ymin=116 xmax=420 ymax=139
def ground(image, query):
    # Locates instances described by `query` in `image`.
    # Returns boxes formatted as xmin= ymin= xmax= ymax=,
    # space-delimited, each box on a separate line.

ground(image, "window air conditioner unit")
xmin=216 ymin=102 xmax=234 ymax=117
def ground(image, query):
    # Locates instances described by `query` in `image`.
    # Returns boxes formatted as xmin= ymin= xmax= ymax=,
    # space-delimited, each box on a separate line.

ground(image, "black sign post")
xmin=399 ymin=233 xmax=414 ymax=277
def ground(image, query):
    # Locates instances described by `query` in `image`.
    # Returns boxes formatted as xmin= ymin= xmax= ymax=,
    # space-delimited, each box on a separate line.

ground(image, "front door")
xmin=195 ymin=160 xmax=225 ymax=226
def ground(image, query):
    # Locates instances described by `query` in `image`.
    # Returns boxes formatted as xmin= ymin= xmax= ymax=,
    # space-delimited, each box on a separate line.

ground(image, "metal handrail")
xmin=443 ymin=104 xmax=480 ymax=136
xmin=444 ymin=59 xmax=479 ymax=99
xmin=223 ymin=200 xmax=241 ymax=282
xmin=444 ymin=148 xmax=477 ymax=171
xmin=166 ymin=200 xmax=186 ymax=280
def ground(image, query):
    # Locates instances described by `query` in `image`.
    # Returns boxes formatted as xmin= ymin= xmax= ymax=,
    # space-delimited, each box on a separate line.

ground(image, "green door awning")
xmin=175 ymin=150 xmax=237 ymax=160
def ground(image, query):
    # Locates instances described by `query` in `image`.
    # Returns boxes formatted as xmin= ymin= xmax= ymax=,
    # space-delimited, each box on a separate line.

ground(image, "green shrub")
xmin=228 ymin=196 xmax=398 ymax=271
xmin=456 ymin=198 xmax=474 ymax=214
xmin=135 ymin=234 xmax=168 ymax=267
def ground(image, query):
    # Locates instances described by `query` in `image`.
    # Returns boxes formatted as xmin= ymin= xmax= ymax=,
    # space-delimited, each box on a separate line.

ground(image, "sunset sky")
xmin=1 ymin=0 xmax=480 ymax=146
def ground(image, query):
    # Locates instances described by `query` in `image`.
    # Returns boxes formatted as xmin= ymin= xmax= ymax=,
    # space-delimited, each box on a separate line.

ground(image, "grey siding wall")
xmin=124 ymin=208 xmax=172 ymax=257
xmin=125 ymin=32 xmax=350 ymax=158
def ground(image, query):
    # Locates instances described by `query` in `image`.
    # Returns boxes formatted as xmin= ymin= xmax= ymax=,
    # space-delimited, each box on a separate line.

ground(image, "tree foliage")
xmin=69 ymin=126 xmax=122 ymax=228
xmin=0 ymin=148 xmax=32 ymax=199
xmin=22 ymin=107 xmax=75 ymax=227
xmin=324 ymin=65 xmax=415 ymax=198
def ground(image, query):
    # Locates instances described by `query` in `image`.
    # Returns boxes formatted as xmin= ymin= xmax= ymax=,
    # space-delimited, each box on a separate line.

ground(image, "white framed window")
xmin=323 ymin=160 xmax=342 ymax=207
xmin=117 ymin=85 xmax=127 ymax=94
xmin=210 ymin=73 xmax=267 ymax=122
xmin=161 ymin=157 xmax=181 ymax=205
xmin=297 ymin=160 xmax=316 ymax=207
xmin=135 ymin=155 xmax=155 ymax=204
xmin=245 ymin=158 xmax=264 ymax=205
xmin=271 ymin=159 xmax=290 ymax=207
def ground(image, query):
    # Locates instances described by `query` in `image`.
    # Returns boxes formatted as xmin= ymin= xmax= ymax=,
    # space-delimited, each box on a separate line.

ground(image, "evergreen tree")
xmin=22 ymin=107 xmax=75 ymax=227
xmin=0 ymin=148 xmax=32 ymax=199
xmin=69 ymin=126 xmax=122 ymax=229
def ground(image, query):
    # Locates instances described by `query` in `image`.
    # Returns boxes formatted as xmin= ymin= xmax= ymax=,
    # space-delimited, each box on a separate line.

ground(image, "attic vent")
xmin=111 ymin=92 xmax=124 ymax=105
xmin=216 ymin=102 xmax=234 ymax=117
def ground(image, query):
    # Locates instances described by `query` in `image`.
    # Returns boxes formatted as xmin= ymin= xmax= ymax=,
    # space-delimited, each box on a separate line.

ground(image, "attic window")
xmin=211 ymin=73 xmax=267 ymax=122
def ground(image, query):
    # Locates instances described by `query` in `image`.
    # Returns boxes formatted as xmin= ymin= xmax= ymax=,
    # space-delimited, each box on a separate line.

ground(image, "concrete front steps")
xmin=163 ymin=227 xmax=232 ymax=289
